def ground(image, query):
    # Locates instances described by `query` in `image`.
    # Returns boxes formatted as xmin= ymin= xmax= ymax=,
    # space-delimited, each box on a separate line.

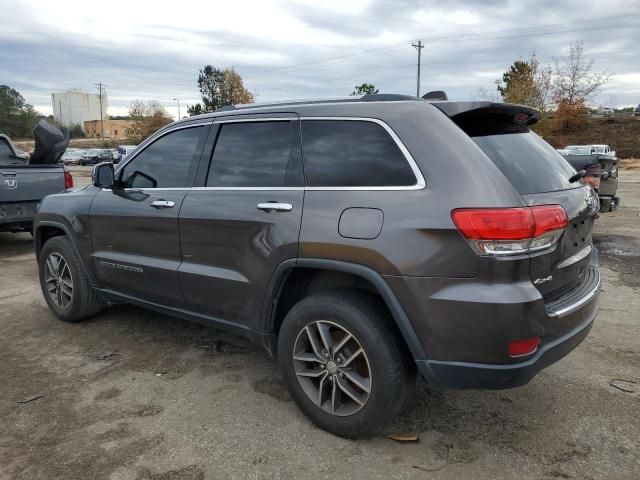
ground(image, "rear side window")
xmin=207 ymin=121 xmax=294 ymax=187
xmin=472 ymin=132 xmax=577 ymax=194
xmin=121 ymin=126 xmax=206 ymax=188
xmin=301 ymin=120 xmax=416 ymax=187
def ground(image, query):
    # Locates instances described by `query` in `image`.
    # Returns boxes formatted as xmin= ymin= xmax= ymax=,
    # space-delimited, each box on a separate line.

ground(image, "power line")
xmin=239 ymin=13 xmax=639 ymax=78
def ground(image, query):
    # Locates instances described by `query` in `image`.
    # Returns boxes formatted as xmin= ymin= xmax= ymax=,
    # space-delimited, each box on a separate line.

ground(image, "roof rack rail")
xmin=214 ymin=94 xmax=421 ymax=112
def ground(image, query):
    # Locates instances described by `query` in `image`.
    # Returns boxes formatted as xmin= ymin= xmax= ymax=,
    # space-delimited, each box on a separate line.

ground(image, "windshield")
xmin=472 ymin=132 xmax=578 ymax=195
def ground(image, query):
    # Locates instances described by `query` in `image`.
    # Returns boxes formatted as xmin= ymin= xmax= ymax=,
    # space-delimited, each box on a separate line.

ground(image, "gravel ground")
xmin=0 ymin=170 xmax=639 ymax=480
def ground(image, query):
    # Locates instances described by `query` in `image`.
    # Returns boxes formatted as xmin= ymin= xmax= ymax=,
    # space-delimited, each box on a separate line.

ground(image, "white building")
xmin=51 ymin=89 xmax=108 ymax=132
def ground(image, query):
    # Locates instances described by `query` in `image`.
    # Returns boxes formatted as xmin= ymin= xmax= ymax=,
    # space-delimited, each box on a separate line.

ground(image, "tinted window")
xmin=472 ymin=132 xmax=577 ymax=194
xmin=207 ymin=121 xmax=293 ymax=187
xmin=301 ymin=120 xmax=416 ymax=187
xmin=121 ymin=126 xmax=205 ymax=188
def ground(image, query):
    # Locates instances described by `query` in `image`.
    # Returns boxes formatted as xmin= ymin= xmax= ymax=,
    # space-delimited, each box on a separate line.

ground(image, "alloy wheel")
xmin=44 ymin=252 xmax=73 ymax=308
xmin=293 ymin=320 xmax=372 ymax=416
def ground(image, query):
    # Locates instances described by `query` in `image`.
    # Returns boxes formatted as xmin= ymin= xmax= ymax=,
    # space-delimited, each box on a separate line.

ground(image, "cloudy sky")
xmin=2 ymin=0 xmax=639 ymax=119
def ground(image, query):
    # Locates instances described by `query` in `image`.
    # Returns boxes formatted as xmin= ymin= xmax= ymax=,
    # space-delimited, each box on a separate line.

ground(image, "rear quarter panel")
xmin=298 ymin=102 xmax=525 ymax=278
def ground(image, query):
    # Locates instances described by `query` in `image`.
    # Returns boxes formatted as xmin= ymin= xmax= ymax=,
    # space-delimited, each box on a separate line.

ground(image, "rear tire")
xmin=278 ymin=290 xmax=416 ymax=438
xmin=38 ymin=236 xmax=103 ymax=322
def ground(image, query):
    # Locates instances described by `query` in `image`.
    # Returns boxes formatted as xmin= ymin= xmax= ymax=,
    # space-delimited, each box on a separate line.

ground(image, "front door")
xmin=89 ymin=123 xmax=210 ymax=307
xmin=179 ymin=117 xmax=304 ymax=328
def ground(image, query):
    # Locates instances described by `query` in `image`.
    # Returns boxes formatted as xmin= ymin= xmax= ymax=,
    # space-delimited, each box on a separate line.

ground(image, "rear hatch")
xmin=436 ymin=102 xmax=598 ymax=302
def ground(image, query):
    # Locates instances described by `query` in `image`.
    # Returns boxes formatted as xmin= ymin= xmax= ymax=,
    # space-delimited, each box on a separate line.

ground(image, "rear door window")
xmin=301 ymin=120 xmax=417 ymax=187
xmin=206 ymin=121 xmax=296 ymax=187
xmin=472 ymin=132 xmax=577 ymax=194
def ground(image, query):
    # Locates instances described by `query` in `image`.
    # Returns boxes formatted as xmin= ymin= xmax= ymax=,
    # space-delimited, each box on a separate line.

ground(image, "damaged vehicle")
xmin=1 ymin=120 xmax=73 ymax=233
xmin=34 ymin=94 xmax=600 ymax=437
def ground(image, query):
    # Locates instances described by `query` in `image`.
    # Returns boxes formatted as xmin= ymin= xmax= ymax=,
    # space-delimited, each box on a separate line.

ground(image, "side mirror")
xmin=92 ymin=162 xmax=115 ymax=188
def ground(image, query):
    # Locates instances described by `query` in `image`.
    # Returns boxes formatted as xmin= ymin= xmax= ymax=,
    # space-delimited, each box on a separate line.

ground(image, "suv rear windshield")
xmin=472 ymin=132 xmax=577 ymax=194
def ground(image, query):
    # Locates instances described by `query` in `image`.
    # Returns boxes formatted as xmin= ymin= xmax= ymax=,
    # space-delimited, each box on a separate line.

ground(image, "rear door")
xmin=89 ymin=123 xmax=210 ymax=307
xmin=178 ymin=116 xmax=304 ymax=327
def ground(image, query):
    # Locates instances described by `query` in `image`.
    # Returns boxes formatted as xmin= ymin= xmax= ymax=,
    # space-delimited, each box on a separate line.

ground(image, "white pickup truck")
xmin=0 ymin=121 xmax=73 ymax=233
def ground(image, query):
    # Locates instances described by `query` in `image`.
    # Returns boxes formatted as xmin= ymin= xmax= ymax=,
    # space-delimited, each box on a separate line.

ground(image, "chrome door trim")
xmin=299 ymin=116 xmax=426 ymax=191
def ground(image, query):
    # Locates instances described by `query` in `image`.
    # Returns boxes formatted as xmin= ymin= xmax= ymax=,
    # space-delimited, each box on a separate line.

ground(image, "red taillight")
xmin=452 ymin=206 xmax=567 ymax=240
xmin=451 ymin=205 xmax=567 ymax=256
xmin=509 ymin=337 xmax=541 ymax=357
xmin=64 ymin=170 xmax=74 ymax=189
xmin=531 ymin=205 xmax=568 ymax=236
xmin=451 ymin=207 xmax=535 ymax=240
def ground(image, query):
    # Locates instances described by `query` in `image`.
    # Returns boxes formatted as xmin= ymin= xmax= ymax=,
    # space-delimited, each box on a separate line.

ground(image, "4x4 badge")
xmin=534 ymin=275 xmax=553 ymax=285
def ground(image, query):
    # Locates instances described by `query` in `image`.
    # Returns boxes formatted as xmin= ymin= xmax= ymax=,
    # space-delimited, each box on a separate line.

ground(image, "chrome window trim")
xmin=109 ymin=116 xmax=427 ymax=192
xmin=299 ymin=116 xmax=426 ymax=191
xmin=115 ymin=121 xmax=213 ymax=175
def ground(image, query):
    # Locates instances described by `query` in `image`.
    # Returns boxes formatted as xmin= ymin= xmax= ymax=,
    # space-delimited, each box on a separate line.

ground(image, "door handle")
xmin=257 ymin=202 xmax=293 ymax=212
xmin=150 ymin=200 xmax=175 ymax=208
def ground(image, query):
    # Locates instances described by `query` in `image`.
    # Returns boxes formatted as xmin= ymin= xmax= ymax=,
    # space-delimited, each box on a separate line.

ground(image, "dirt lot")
xmin=1 ymin=172 xmax=639 ymax=480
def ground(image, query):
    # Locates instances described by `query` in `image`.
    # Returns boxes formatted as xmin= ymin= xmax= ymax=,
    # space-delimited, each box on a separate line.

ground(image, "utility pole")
xmin=95 ymin=83 xmax=105 ymax=139
xmin=494 ymin=79 xmax=501 ymax=102
xmin=172 ymin=98 xmax=181 ymax=119
xmin=412 ymin=40 xmax=424 ymax=97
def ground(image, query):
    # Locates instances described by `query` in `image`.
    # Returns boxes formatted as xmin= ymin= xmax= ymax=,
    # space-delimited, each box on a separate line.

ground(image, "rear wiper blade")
xmin=569 ymin=170 xmax=587 ymax=183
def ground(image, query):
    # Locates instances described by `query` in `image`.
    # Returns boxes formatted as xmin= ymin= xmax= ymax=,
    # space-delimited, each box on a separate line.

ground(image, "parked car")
xmin=1 ymin=121 xmax=73 ymax=233
xmin=114 ymin=145 xmax=137 ymax=164
xmin=79 ymin=149 xmax=113 ymax=166
xmin=34 ymin=94 xmax=601 ymax=437
xmin=558 ymin=144 xmax=620 ymax=212
xmin=61 ymin=148 xmax=83 ymax=165
xmin=635 ymin=104 xmax=640 ymax=117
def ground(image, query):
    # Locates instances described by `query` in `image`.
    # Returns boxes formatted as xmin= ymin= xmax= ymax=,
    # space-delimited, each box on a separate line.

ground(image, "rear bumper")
xmin=0 ymin=201 xmax=37 ymax=231
xmin=416 ymin=305 xmax=596 ymax=389
xmin=384 ymin=263 xmax=600 ymax=390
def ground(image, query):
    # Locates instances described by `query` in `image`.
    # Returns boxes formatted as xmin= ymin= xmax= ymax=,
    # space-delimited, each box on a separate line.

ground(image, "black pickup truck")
xmin=0 ymin=121 xmax=73 ymax=233
xmin=558 ymin=145 xmax=620 ymax=213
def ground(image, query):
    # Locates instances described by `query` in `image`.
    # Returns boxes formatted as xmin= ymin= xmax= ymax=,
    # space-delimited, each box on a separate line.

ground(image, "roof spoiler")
xmin=422 ymin=90 xmax=448 ymax=101
xmin=433 ymin=102 xmax=541 ymax=126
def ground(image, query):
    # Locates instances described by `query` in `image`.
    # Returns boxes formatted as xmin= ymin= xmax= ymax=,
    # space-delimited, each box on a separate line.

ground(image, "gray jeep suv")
xmin=34 ymin=94 xmax=601 ymax=438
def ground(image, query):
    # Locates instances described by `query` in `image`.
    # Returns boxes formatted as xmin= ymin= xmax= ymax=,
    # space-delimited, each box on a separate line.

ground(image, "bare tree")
xmin=553 ymin=41 xmax=610 ymax=128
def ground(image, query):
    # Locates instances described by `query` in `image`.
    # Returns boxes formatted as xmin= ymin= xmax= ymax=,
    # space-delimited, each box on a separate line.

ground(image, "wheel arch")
xmin=262 ymin=258 xmax=426 ymax=361
xmin=35 ymin=221 xmax=96 ymax=285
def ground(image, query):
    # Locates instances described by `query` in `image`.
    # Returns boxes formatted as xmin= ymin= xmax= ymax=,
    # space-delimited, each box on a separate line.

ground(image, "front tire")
xmin=278 ymin=291 xmax=416 ymax=438
xmin=38 ymin=236 xmax=103 ymax=322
